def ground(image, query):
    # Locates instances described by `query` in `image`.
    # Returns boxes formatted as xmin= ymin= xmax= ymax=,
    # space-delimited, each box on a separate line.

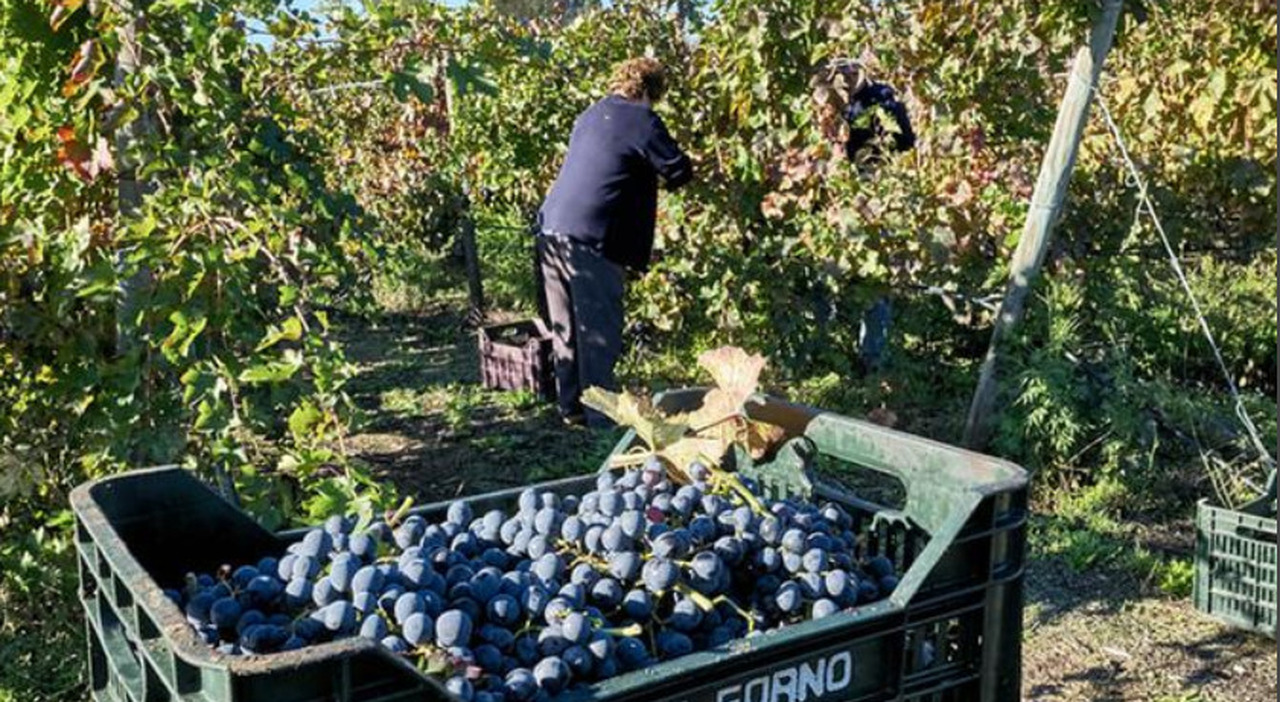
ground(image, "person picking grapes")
xmin=536 ymin=57 xmax=693 ymax=427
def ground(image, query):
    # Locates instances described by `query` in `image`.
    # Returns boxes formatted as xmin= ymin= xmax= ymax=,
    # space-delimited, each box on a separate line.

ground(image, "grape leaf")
xmin=687 ymin=346 xmax=767 ymax=430
xmin=586 ymin=347 xmax=787 ymax=474
xmin=744 ymin=420 xmax=788 ymax=460
xmin=581 ymin=387 xmax=688 ymax=450
xmin=657 ymin=436 xmax=724 ymax=477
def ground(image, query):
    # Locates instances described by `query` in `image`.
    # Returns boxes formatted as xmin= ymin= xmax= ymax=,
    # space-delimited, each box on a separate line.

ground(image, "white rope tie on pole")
xmin=1093 ymin=88 xmax=1275 ymax=468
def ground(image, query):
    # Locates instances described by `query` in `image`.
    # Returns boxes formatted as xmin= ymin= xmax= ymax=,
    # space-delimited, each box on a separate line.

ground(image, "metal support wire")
xmin=1093 ymin=89 xmax=1275 ymax=468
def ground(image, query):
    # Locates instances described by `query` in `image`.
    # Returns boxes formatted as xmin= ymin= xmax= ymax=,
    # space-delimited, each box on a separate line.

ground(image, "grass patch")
xmin=1032 ymin=478 xmax=1196 ymax=598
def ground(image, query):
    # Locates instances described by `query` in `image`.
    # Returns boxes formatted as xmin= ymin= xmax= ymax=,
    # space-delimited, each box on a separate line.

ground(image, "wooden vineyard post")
xmin=962 ymin=0 xmax=1125 ymax=449
xmin=460 ymin=192 xmax=486 ymax=327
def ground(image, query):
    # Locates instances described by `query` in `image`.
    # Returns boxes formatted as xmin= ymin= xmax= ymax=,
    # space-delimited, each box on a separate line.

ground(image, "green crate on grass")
xmin=1193 ymin=471 xmax=1278 ymax=638
xmin=71 ymin=391 xmax=1028 ymax=702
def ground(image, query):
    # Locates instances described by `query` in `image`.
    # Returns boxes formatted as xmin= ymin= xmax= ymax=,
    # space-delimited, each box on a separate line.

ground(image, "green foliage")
xmin=0 ymin=1 xmax=1274 ymax=698
xmin=0 ymin=504 xmax=80 ymax=702
xmin=1032 ymin=478 xmax=1196 ymax=598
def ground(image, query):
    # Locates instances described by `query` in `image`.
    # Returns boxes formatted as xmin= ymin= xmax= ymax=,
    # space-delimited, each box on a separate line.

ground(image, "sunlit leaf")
xmin=582 ymin=387 xmax=688 ymax=449
xmin=255 ymin=317 xmax=304 ymax=352
xmin=238 ymin=358 xmax=302 ymax=384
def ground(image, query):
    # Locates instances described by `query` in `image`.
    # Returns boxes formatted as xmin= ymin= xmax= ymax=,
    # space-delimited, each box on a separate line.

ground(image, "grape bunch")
xmin=170 ymin=459 xmax=902 ymax=701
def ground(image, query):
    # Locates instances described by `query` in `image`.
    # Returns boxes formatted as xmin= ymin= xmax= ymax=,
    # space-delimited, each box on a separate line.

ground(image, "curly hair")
xmin=608 ymin=57 xmax=667 ymax=103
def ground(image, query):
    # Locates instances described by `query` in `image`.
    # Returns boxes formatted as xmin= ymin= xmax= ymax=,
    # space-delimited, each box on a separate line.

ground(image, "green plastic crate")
xmin=71 ymin=391 xmax=1028 ymax=702
xmin=1193 ymin=472 xmax=1278 ymax=638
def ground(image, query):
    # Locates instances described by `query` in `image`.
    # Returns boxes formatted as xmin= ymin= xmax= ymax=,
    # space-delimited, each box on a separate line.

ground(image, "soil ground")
xmin=339 ymin=306 xmax=1278 ymax=702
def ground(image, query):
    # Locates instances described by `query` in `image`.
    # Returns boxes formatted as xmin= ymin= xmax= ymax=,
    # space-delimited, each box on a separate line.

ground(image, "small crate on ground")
xmin=1194 ymin=472 xmax=1278 ymax=638
xmin=477 ymin=319 xmax=556 ymax=402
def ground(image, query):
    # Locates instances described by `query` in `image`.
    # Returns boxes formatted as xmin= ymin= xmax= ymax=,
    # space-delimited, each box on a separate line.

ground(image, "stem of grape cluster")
xmin=713 ymin=595 xmax=756 ymax=634
xmin=386 ymin=496 xmax=415 ymax=528
xmin=673 ymin=582 xmax=715 ymax=611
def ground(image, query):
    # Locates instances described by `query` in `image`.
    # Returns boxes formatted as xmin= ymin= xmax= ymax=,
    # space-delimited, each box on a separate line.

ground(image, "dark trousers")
xmin=536 ymin=236 xmax=624 ymax=426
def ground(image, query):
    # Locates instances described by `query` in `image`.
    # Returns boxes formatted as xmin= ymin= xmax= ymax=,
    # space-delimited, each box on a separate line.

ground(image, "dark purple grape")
xmin=514 ymin=634 xmax=539 ymax=665
xmin=530 ymin=553 xmax=564 ymax=585
xmin=598 ymin=491 xmax=621 ymax=517
xmin=688 ymin=515 xmax=718 ymax=544
xmin=240 ymin=623 xmax=290 ymax=653
xmin=504 ymin=668 xmax=538 ymax=701
xmin=522 ymin=583 xmax=549 ymax=619
xmin=477 ymin=624 xmax=515 ymax=654
xmin=563 ymin=644 xmax=593 ymax=678
xmin=360 ymin=613 xmax=388 ymax=640
xmin=533 ymin=656 xmax=570 ymax=694
xmin=210 ymin=597 xmax=242 ymax=630
xmin=570 ymin=563 xmax=600 ymax=589
xmin=622 ymin=588 xmax=652 ymax=619
xmin=298 ymin=529 xmax=332 ymax=559
xmin=543 ymin=597 xmax=574 ymax=625
xmin=607 ymin=551 xmax=642 ymax=582
xmin=866 ymin=555 xmax=895 ymax=579
xmin=394 ymin=592 xmax=424 ymax=625
xmin=445 ymin=675 xmax=474 ymax=701
xmin=526 ymin=534 xmax=551 ymax=560
xmin=352 ymin=590 xmax=377 ymax=614
xmin=655 ymin=630 xmax=693 ymax=658
xmin=537 ymin=625 xmax=570 ymax=657
xmin=487 ymin=594 xmax=522 ymax=627
xmin=781 ymin=529 xmax=806 ymax=554
xmin=284 ymin=578 xmax=312 ymax=609
xmin=583 ymin=525 xmax=606 ymax=554
xmin=797 ymin=572 xmax=823 ymax=598
xmin=185 ymin=592 xmax=215 ymax=626
xmin=447 ymin=501 xmax=473 ymax=527
xmin=775 ymin=581 xmax=802 ymax=614
xmin=669 ymin=597 xmax=702 ymax=632
xmin=557 ymin=582 xmax=586 ymax=608
xmin=802 ymin=548 xmax=829 ymax=573
xmin=825 ymin=570 xmax=852 ymax=603
xmin=641 ymin=558 xmax=679 ymax=593
xmin=470 ymin=568 xmax=502 ymax=603
xmin=291 ymin=555 xmax=320 ymax=581
xmin=474 ymin=643 xmax=504 ymax=672
xmin=381 ymin=635 xmax=409 ymax=653
xmin=351 ymin=565 xmax=383 ymax=595
xmin=320 ymin=600 xmax=356 ymax=634
xmin=402 ymin=612 xmax=433 ymax=646
xmin=560 ymin=516 xmax=586 ymax=544
xmin=616 ymin=636 xmax=650 ymax=669
xmin=435 ymin=609 xmax=473 ymax=648
xmin=811 ymin=598 xmax=840 ymax=619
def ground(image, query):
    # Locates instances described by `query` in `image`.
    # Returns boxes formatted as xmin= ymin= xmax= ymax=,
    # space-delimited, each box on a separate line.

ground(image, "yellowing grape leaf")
xmin=688 ymin=346 xmax=767 ymax=430
xmin=582 ymin=387 xmax=688 ymax=449
xmin=586 ymin=347 xmax=788 ymax=476
xmin=744 ymin=419 xmax=787 ymax=459
xmin=657 ymin=436 xmax=725 ymax=480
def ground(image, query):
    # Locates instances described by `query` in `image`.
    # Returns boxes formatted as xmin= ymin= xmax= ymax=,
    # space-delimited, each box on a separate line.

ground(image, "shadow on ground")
xmin=1022 ymin=553 xmax=1276 ymax=701
xmin=336 ymin=307 xmax=624 ymax=503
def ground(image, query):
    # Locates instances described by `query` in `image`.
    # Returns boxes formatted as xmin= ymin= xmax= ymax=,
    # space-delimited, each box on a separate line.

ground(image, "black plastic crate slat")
xmin=71 ymin=391 xmax=1028 ymax=702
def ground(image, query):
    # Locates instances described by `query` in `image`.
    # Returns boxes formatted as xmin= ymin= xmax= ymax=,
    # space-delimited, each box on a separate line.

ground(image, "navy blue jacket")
xmin=538 ymin=95 xmax=692 ymax=270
